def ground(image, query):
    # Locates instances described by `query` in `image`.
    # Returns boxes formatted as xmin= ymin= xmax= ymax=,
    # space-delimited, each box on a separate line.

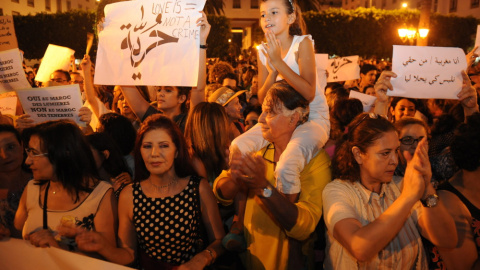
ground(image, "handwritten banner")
xmin=95 ymin=0 xmax=206 ymax=86
xmin=0 ymin=49 xmax=32 ymax=93
xmin=0 ymin=238 xmax=134 ymax=270
xmin=0 ymin=16 xmax=18 ymax=51
xmin=327 ymin=56 xmax=360 ymax=82
xmin=35 ymin=44 xmax=75 ymax=83
xmin=349 ymin=90 xmax=376 ymax=112
xmin=16 ymin=84 xmax=84 ymax=125
xmin=390 ymin=45 xmax=467 ymax=99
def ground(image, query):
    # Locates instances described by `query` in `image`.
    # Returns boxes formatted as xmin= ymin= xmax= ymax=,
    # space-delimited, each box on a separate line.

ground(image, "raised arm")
xmin=81 ymin=55 xmax=101 ymax=119
xmin=374 ymin=71 xmax=397 ymax=117
xmin=458 ymin=70 xmax=479 ymax=119
xmin=188 ymin=11 xmax=210 ymax=114
xmin=120 ymin=86 xmax=151 ymax=121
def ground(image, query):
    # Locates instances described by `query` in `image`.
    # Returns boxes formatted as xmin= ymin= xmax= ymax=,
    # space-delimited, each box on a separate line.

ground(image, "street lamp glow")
xmin=398 ymin=28 xmax=408 ymax=38
xmin=402 ymin=2 xmax=408 ymax=8
xmin=418 ymin=28 xmax=429 ymax=38
xmin=228 ymin=39 xmax=231 ymax=43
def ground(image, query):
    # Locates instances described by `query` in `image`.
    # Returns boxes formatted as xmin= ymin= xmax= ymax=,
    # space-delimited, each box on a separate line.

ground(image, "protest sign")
xmin=0 ymin=16 xmax=18 ymax=51
xmin=0 ymin=238 xmax=134 ymax=270
xmin=349 ymin=90 xmax=377 ymax=112
xmin=327 ymin=56 xmax=360 ymax=82
xmin=475 ymin=25 xmax=479 ymax=54
xmin=16 ymin=84 xmax=84 ymax=125
xmin=35 ymin=44 xmax=75 ymax=82
xmin=390 ymin=45 xmax=467 ymax=99
xmin=0 ymin=48 xmax=32 ymax=93
xmin=95 ymin=0 xmax=206 ymax=86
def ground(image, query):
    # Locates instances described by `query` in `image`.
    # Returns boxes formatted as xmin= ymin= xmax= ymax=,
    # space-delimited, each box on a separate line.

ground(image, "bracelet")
xmin=200 ymin=44 xmax=208 ymax=49
xmin=204 ymin=248 xmax=215 ymax=265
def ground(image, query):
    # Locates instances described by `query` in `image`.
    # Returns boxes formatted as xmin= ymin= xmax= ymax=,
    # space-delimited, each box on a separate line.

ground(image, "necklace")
xmin=149 ymin=176 xmax=177 ymax=192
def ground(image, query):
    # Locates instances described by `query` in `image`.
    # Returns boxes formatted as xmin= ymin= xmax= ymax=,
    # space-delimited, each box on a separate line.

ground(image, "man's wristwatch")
xmin=421 ymin=194 xmax=439 ymax=207
xmin=260 ymin=185 xmax=273 ymax=198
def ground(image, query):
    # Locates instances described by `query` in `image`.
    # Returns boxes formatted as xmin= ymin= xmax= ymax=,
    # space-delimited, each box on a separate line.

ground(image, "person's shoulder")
xmin=304 ymin=149 xmax=331 ymax=172
xmin=296 ymin=35 xmax=314 ymax=45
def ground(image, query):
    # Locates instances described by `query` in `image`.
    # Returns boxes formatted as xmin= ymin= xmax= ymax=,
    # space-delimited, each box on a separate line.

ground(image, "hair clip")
xmin=288 ymin=0 xmax=295 ymax=11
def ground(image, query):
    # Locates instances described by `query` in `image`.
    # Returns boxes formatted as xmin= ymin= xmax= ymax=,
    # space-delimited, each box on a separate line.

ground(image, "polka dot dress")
xmin=133 ymin=176 xmax=201 ymax=265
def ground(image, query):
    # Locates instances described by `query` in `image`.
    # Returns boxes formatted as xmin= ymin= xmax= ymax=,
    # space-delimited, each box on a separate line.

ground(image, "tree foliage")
xmin=12 ymin=11 xmax=230 ymax=60
xmin=304 ymin=7 xmax=479 ymax=58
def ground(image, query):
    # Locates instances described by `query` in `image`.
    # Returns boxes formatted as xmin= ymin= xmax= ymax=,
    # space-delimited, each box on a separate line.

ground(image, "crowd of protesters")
xmin=1 ymin=0 xmax=480 ymax=269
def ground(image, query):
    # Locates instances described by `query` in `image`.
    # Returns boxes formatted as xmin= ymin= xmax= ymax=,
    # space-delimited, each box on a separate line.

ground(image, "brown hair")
xmin=332 ymin=113 xmax=396 ymax=182
xmin=393 ymin=117 xmax=430 ymax=137
xmin=261 ymin=0 xmax=306 ymax=35
xmin=134 ymin=114 xmax=196 ymax=181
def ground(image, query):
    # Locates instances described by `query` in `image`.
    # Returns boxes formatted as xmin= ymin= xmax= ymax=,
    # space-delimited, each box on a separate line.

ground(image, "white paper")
xmin=0 ymin=96 xmax=17 ymax=115
xmin=95 ymin=0 xmax=206 ymax=86
xmin=35 ymin=44 xmax=75 ymax=82
xmin=0 ymin=16 xmax=19 ymax=51
xmin=327 ymin=56 xmax=360 ymax=82
xmin=16 ymin=84 xmax=84 ymax=125
xmin=0 ymin=49 xmax=32 ymax=93
xmin=0 ymin=238 xmax=134 ymax=270
xmin=349 ymin=90 xmax=377 ymax=112
xmin=475 ymin=25 xmax=480 ymax=54
xmin=390 ymin=45 xmax=467 ymax=99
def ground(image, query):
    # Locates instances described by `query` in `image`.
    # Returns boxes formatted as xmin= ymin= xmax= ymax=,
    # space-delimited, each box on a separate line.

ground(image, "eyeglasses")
xmin=72 ymin=80 xmax=84 ymax=84
xmin=25 ymin=148 xmax=48 ymax=159
xmin=399 ymin=136 xmax=425 ymax=145
xmin=50 ymin=78 xmax=67 ymax=83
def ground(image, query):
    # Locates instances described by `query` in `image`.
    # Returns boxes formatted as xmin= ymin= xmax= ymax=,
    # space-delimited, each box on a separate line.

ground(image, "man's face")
xmin=70 ymin=74 xmax=85 ymax=92
xmin=360 ymin=70 xmax=377 ymax=86
xmin=223 ymin=78 xmax=237 ymax=88
xmin=50 ymin=71 xmax=69 ymax=85
xmin=224 ymin=97 xmax=243 ymax=120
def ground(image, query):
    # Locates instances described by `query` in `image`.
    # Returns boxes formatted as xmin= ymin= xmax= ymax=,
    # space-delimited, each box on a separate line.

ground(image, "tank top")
xmin=258 ymin=35 xmax=329 ymax=121
xmin=133 ymin=176 xmax=201 ymax=266
xmin=22 ymin=180 xmax=112 ymax=238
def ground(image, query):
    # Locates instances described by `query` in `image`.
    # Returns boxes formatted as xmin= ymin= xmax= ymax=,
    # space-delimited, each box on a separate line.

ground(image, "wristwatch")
xmin=421 ymin=194 xmax=439 ymax=207
xmin=260 ymin=185 xmax=273 ymax=198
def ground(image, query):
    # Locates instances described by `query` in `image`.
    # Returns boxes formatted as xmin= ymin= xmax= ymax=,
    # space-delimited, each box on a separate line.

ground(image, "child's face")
xmin=260 ymin=0 xmax=293 ymax=35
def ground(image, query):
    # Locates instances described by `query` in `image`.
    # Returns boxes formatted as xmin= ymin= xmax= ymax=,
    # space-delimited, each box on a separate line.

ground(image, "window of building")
xmin=78 ymin=4 xmax=82 ymax=9
xmin=27 ymin=0 xmax=35 ymax=7
xmin=382 ymin=0 xmax=386 ymax=8
xmin=233 ymin=0 xmax=241 ymax=8
xmin=392 ymin=0 xmax=396 ymax=3
xmin=66 ymin=0 xmax=71 ymax=10
xmin=449 ymin=0 xmax=457 ymax=12
xmin=57 ymin=0 xmax=62 ymax=12
xmin=251 ymin=0 xmax=258 ymax=8
xmin=0 ymin=9 xmax=3 ymax=16
xmin=12 ymin=11 xmax=20 ymax=15
xmin=11 ymin=0 xmax=19 ymax=3
xmin=433 ymin=0 xmax=438 ymax=11
xmin=472 ymin=0 xmax=479 ymax=8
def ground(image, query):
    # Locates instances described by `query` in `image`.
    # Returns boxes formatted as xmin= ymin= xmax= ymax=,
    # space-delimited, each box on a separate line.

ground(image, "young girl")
xmin=225 ymin=0 xmax=330 ymax=253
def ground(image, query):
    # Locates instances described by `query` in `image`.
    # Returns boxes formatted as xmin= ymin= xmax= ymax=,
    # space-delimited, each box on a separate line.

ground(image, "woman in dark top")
xmin=76 ymin=115 xmax=224 ymax=269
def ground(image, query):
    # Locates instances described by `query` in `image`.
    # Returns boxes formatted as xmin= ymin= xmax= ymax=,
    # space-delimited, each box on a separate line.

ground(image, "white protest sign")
xmin=16 ymin=84 xmax=84 ymax=125
xmin=475 ymin=25 xmax=480 ymax=54
xmin=349 ymin=90 xmax=376 ymax=112
xmin=0 ymin=15 xmax=19 ymax=51
xmin=0 ymin=96 xmax=17 ymax=115
xmin=390 ymin=45 xmax=467 ymax=99
xmin=0 ymin=238 xmax=134 ymax=270
xmin=327 ymin=56 xmax=360 ymax=82
xmin=95 ymin=0 xmax=206 ymax=86
xmin=35 ymin=44 xmax=75 ymax=82
xmin=0 ymin=48 xmax=32 ymax=94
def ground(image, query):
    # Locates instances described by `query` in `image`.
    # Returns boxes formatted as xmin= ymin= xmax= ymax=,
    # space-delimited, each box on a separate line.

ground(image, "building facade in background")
xmin=1 ymin=0 xmax=98 ymax=16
